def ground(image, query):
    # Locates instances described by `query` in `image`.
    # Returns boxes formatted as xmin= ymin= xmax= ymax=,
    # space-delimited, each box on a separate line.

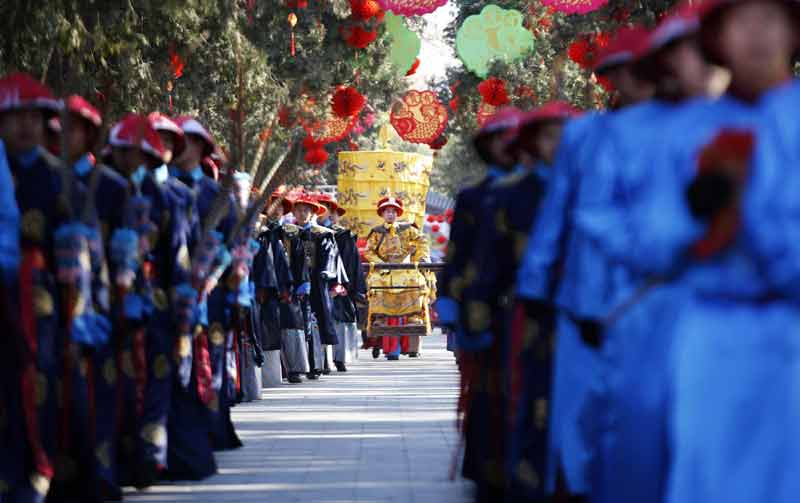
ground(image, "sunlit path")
xmin=124 ymin=333 xmax=473 ymax=502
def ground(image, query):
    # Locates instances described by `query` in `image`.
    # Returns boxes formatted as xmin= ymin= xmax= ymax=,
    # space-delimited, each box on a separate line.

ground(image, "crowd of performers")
xmin=438 ymin=0 xmax=800 ymax=502
xmin=0 ymin=70 xmax=379 ymax=501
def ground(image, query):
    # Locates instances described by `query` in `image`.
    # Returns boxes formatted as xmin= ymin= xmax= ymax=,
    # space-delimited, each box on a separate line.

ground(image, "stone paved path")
xmin=125 ymin=333 xmax=473 ymax=502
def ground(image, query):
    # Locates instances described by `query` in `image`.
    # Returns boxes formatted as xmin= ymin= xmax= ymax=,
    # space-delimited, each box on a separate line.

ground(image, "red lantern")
xmin=305 ymin=147 xmax=329 ymax=165
xmin=331 ymin=86 xmax=366 ymax=118
xmin=342 ymin=25 xmax=378 ymax=49
xmin=389 ymin=90 xmax=448 ymax=145
xmin=405 ymin=58 xmax=421 ymax=76
xmin=350 ymin=0 xmax=383 ymax=20
xmin=478 ymin=77 xmax=510 ymax=107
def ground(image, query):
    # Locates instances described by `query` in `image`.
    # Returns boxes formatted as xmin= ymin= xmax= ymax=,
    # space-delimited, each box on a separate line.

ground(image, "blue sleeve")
xmin=576 ymin=134 xmax=702 ymax=277
xmin=742 ymin=112 xmax=800 ymax=300
xmin=0 ymin=140 xmax=19 ymax=282
xmin=516 ymin=150 xmax=572 ymax=301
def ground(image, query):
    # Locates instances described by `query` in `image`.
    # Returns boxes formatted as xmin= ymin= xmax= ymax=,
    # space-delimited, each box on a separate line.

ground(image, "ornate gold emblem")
xmin=209 ymin=323 xmax=225 ymax=346
xmin=96 ymin=441 xmax=111 ymax=469
xmin=466 ymin=301 xmax=491 ymax=333
xmin=21 ymin=209 xmax=46 ymax=243
xmin=32 ymin=286 xmax=54 ymax=317
xmin=177 ymin=244 xmax=191 ymax=271
xmin=30 ymin=473 xmax=51 ymax=496
xmin=103 ymin=358 xmax=117 ymax=385
xmin=178 ymin=335 xmax=192 ymax=358
xmin=516 ymin=460 xmax=540 ymax=488
xmin=153 ymin=354 xmax=170 ymax=380
xmin=152 ymin=288 xmax=168 ymax=311
xmin=120 ymin=350 xmax=135 ymax=378
xmin=140 ymin=422 xmax=167 ymax=447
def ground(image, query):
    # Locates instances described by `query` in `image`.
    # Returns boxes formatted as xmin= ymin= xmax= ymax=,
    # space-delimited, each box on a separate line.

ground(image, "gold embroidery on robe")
xmin=209 ymin=323 xmax=225 ymax=346
xmin=153 ymin=354 xmax=170 ymax=380
xmin=140 ymin=423 xmax=167 ymax=447
xmin=32 ymin=287 xmax=54 ymax=317
xmin=364 ymin=223 xmax=431 ymax=317
xmin=21 ymin=209 xmax=46 ymax=243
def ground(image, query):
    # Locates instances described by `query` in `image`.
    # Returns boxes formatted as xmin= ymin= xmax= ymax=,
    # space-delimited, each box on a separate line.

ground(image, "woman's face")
xmin=382 ymin=207 xmax=398 ymax=224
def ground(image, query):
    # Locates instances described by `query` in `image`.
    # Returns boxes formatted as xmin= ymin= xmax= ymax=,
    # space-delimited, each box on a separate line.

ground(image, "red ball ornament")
xmin=445 ymin=208 xmax=454 ymax=217
xmin=350 ymin=0 xmax=383 ymax=21
xmin=303 ymin=135 xmax=322 ymax=150
xmin=332 ymin=86 xmax=366 ymax=118
xmin=342 ymin=25 xmax=378 ymax=49
xmin=448 ymin=96 xmax=459 ymax=112
xmin=305 ymin=147 xmax=329 ymax=165
xmin=405 ymin=58 xmax=421 ymax=76
xmin=436 ymin=235 xmax=447 ymax=244
xmin=427 ymin=215 xmax=435 ymax=223
xmin=478 ymin=77 xmax=510 ymax=107
xmin=437 ymin=215 xmax=445 ymax=223
xmin=431 ymin=224 xmax=440 ymax=232
xmin=447 ymin=216 xmax=453 ymax=224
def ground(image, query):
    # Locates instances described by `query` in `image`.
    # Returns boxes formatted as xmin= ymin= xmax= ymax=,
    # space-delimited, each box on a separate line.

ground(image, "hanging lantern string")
xmin=288 ymin=12 xmax=298 ymax=57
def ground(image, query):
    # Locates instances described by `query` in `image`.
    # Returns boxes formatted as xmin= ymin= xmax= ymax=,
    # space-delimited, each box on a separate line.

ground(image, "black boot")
xmin=288 ymin=373 xmax=302 ymax=384
xmin=372 ymin=347 xmax=380 ymax=359
xmin=335 ymin=361 xmax=347 ymax=372
xmin=307 ymin=371 xmax=320 ymax=380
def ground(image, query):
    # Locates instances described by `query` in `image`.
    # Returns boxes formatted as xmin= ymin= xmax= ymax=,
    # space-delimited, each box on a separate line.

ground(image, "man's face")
xmin=157 ymin=131 xmax=175 ymax=164
xmin=489 ymin=133 xmax=515 ymax=168
xmin=0 ymin=107 xmax=45 ymax=155
xmin=659 ymin=38 xmax=711 ymax=99
xmin=532 ymin=122 xmax=564 ymax=165
xmin=176 ymin=134 xmax=204 ymax=167
xmin=268 ymin=201 xmax=284 ymax=220
xmin=293 ymin=203 xmax=314 ymax=225
xmin=605 ymin=65 xmax=655 ymax=107
xmin=112 ymin=146 xmax=145 ymax=177
xmin=66 ymin=117 xmax=92 ymax=160
xmin=329 ymin=212 xmax=340 ymax=225
xmin=382 ymin=207 xmax=398 ymax=224
xmin=716 ymin=0 xmax=797 ymax=86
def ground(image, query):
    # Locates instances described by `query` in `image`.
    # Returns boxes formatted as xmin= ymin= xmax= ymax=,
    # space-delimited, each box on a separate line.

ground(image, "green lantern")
xmin=385 ymin=12 xmax=421 ymax=76
xmin=455 ymin=4 xmax=534 ymax=78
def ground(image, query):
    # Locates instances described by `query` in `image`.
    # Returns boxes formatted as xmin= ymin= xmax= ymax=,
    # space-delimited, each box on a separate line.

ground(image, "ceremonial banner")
xmin=337 ymin=150 xmax=433 ymax=238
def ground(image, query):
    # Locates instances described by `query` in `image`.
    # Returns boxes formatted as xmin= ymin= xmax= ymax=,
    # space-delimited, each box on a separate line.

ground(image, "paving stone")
xmin=125 ymin=333 xmax=472 ymax=503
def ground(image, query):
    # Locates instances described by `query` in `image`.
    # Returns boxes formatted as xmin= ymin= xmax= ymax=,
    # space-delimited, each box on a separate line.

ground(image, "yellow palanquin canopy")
xmin=337 ymin=150 xmax=433 ymax=239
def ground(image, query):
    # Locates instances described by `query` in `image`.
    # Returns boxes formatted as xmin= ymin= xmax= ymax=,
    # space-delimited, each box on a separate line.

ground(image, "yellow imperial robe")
xmin=363 ymin=222 xmax=433 ymax=318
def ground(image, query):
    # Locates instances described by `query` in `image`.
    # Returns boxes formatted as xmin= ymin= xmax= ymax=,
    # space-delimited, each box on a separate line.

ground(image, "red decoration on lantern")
xmin=305 ymin=147 xmax=329 ymax=165
xmin=331 ymin=86 xmax=366 ymax=118
xmin=405 ymin=58 xmax=421 ymax=76
xmin=436 ymin=235 xmax=447 ymax=244
xmin=350 ymin=0 xmax=383 ymax=20
xmin=389 ymin=90 xmax=448 ymax=145
xmin=478 ymin=78 xmax=510 ymax=107
xmin=305 ymin=114 xmax=358 ymax=144
xmin=445 ymin=208 xmax=454 ymax=217
xmin=431 ymin=224 xmax=440 ymax=232
xmin=427 ymin=215 xmax=435 ymax=223
xmin=342 ymin=25 xmax=378 ymax=49
xmin=287 ymin=0 xmax=308 ymax=8
xmin=437 ymin=215 xmax=445 ymax=223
